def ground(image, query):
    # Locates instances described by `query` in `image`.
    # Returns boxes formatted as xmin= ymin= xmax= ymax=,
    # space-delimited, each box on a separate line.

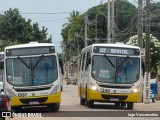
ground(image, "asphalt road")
xmin=5 ymin=80 xmax=160 ymax=120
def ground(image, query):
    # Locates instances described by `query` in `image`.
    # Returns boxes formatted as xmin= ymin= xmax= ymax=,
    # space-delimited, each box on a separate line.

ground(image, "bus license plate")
xmin=29 ymin=101 xmax=39 ymax=105
xmin=110 ymin=98 xmax=119 ymax=101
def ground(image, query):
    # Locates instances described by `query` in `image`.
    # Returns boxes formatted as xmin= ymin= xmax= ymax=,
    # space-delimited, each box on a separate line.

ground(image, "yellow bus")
xmin=78 ymin=43 xmax=142 ymax=109
xmin=3 ymin=42 xmax=62 ymax=111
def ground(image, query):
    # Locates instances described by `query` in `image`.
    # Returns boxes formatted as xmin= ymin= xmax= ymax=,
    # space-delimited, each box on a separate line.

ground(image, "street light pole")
xmin=138 ymin=0 xmax=143 ymax=48
xmin=85 ymin=15 xmax=88 ymax=47
xmin=111 ymin=0 xmax=115 ymax=43
xmin=107 ymin=0 xmax=111 ymax=43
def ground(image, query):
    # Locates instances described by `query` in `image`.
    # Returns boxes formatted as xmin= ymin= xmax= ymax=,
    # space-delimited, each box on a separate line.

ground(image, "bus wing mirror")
xmin=59 ymin=58 xmax=64 ymax=75
xmin=0 ymin=61 xmax=4 ymax=69
xmin=88 ymin=57 xmax=91 ymax=64
xmin=1 ymin=89 xmax=4 ymax=93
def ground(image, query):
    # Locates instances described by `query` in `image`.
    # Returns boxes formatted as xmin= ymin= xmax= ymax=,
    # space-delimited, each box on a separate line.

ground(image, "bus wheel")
xmin=152 ymin=99 xmax=155 ymax=103
xmin=127 ymin=102 xmax=134 ymax=110
xmin=11 ymin=106 xmax=22 ymax=112
xmin=121 ymin=102 xmax=126 ymax=107
xmin=87 ymin=100 xmax=94 ymax=108
xmin=80 ymin=97 xmax=85 ymax=105
xmin=48 ymin=103 xmax=60 ymax=112
xmin=115 ymin=103 xmax=120 ymax=107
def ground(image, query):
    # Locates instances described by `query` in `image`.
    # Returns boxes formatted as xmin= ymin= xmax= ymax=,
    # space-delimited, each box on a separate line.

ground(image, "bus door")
xmin=80 ymin=53 xmax=87 ymax=97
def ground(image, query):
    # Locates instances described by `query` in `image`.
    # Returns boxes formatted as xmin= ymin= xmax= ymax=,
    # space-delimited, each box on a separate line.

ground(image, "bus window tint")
xmin=81 ymin=54 xmax=85 ymax=71
xmin=116 ymin=57 xmax=140 ymax=83
xmin=85 ymin=51 xmax=91 ymax=70
xmin=92 ymin=55 xmax=116 ymax=83
xmin=92 ymin=55 xmax=140 ymax=84
xmin=6 ymin=56 xmax=57 ymax=86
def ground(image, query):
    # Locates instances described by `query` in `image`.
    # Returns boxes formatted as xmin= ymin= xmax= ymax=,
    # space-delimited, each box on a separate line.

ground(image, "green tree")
xmin=0 ymin=8 xmax=52 ymax=50
xmin=150 ymin=2 xmax=160 ymax=40
xmin=61 ymin=11 xmax=83 ymax=60
xmin=126 ymin=34 xmax=160 ymax=78
xmin=61 ymin=0 xmax=160 ymax=65
xmin=61 ymin=0 xmax=137 ymax=60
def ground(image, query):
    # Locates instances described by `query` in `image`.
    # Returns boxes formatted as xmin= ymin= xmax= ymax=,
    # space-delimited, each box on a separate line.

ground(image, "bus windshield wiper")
xmin=116 ymin=56 xmax=129 ymax=83
xmin=104 ymin=54 xmax=115 ymax=68
xmin=17 ymin=56 xmax=30 ymax=69
xmin=33 ymin=55 xmax=44 ymax=70
xmin=117 ymin=55 xmax=129 ymax=69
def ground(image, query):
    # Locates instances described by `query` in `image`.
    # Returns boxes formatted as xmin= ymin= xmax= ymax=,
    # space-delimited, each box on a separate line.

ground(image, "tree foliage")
xmin=0 ymin=8 xmax=52 ymax=50
xmin=150 ymin=2 xmax=160 ymax=40
xmin=126 ymin=34 xmax=160 ymax=78
xmin=61 ymin=0 xmax=160 ymax=69
xmin=61 ymin=0 xmax=137 ymax=61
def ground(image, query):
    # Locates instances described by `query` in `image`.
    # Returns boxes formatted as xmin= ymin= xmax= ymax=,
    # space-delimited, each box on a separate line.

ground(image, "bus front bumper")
xmin=88 ymin=89 xmax=140 ymax=103
xmin=11 ymin=92 xmax=61 ymax=107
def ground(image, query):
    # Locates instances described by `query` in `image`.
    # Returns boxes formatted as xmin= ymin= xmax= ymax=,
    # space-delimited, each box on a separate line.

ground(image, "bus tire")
xmin=48 ymin=103 xmax=60 ymax=112
xmin=152 ymin=99 xmax=155 ymax=103
xmin=115 ymin=103 xmax=120 ymax=107
xmin=127 ymin=102 xmax=134 ymax=110
xmin=87 ymin=100 xmax=94 ymax=108
xmin=80 ymin=97 xmax=85 ymax=105
xmin=80 ymin=85 xmax=85 ymax=105
xmin=121 ymin=102 xmax=126 ymax=107
xmin=61 ymin=86 xmax=63 ymax=91
xmin=11 ymin=106 xmax=22 ymax=112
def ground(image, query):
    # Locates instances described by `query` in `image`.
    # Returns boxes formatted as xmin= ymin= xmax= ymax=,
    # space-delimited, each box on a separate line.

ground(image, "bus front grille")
xmin=19 ymin=97 xmax=48 ymax=104
xmin=14 ymin=87 xmax=51 ymax=92
xmin=101 ymin=94 xmax=128 ymax=100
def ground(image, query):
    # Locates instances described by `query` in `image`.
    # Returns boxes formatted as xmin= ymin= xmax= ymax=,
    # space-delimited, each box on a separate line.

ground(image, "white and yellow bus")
xmin=0 ymin=52 xmax=4 ymax=82
xmin=78 ymin=43 xmax=142 ymax=109
xmin=3 ymin=42 xmax=62 ymax=111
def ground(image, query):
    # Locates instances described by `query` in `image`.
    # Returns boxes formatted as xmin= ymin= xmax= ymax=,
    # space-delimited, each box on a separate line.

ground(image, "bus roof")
xmin=5 ymin=42 xmax=55 ymax=50
xmin=81 ymin=43 xmax=140 ymax=52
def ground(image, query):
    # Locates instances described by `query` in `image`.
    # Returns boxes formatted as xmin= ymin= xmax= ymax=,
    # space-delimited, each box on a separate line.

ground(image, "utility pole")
xmin=75 ymin=36 xmax=80 ymax=81
xmin=107 ymin=0 xmax=111 ymax=43
xmin=111 ymin=0 xmax=115 ymax=43
xmin=138 ymin=0 xmax=143 ymax=48
xmin=85 ymin=15 xmax=88 ymax=47
xmin=95 ymin=15 xmax=98 ymax=43
xmin=144 ymin=0 xmax=150 ymax=104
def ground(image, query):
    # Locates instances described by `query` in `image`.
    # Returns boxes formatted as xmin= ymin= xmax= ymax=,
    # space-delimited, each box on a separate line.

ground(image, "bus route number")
xmin=99 ymin=48 xmax=107 ymax=53
xmin=105 ymin=89 xmax=110 ymax=93
xmin=101 ymin=89 xmax=110 ymax=93
xmin=18 ymin=93 xmax=27 ymax=97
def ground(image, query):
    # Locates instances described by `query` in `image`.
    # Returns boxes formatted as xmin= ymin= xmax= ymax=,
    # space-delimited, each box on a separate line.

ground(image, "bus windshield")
xmin=92 ymin=55 xmax=140 ymax=84
xmin=6 ymin=55 xmax=58 ymax=86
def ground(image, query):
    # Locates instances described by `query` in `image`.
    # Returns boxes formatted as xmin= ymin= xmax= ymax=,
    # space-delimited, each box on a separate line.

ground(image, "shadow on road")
xmin=90 ymin=103 xmax=128 ymax=110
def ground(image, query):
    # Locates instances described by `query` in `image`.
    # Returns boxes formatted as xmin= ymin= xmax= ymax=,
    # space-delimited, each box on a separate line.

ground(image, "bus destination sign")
xmin=6 ymin=46 xmax=55 ymax=56
xmin=93 ymin=46 xmax=140 ymax=55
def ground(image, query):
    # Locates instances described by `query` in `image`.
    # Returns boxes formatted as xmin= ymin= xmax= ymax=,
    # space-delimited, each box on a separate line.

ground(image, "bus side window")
xmin=59 ymin=57 xmax=64 ymax=75
xmin=79 ymin=54 xmax=82 ymax=71
xmin=85 ymin=51 xmax=91 ymax=69
xmin=0 ymin=61 xmax=4 ymax=70
xmin=81 ymin=54 xmax=85 ymax=71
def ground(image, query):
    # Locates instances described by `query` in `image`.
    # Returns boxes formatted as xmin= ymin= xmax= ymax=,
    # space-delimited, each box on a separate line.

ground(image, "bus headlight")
xmin=50 ymin=85 xmax=59 ymax=94
xmin=133 ymin=88 xmax=138 ymax=93
xmin=132 ymin=86 xmax=139 ymax=93
xmin=91 ymin=85 xmax=97 ymax=91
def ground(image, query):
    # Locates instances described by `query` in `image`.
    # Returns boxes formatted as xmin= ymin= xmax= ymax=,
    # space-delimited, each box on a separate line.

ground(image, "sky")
xmin=0 ymin=0 xmax=159 ymax=53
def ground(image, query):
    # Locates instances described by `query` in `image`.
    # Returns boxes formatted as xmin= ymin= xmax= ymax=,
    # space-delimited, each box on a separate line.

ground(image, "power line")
xmin=37 ymin=18 xmax=67 ymax=22
xmin=20 ymin=12 xmax=71 ymax=15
